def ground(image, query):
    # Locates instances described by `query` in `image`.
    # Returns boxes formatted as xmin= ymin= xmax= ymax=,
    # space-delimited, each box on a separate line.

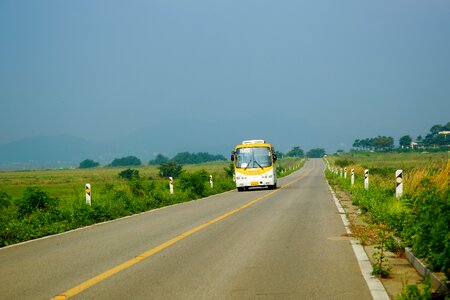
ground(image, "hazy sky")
xmin=1 ymin=0 xmax=449 ymax=151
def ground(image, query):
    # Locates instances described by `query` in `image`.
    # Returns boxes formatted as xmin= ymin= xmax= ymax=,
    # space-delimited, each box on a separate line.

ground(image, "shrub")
xmin=159 ymin=162 xmax=183 ymax=178
xmin=179 ymin=169 xmax=209 ymax=197
xmin=17 ymin=187 xmax=59 ymax=216
xmin=0 ymin=190 xmax=11 ymax=210
xmin=118 ymin=169 xmax=140 ymax=180
xmin=224 ymin=163 xmax=234 ymax=178
xmin=335 ymin=159 xmax=354 ymax=168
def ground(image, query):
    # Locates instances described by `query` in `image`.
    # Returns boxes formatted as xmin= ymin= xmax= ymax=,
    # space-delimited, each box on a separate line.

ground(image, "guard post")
xmin=364 ymin=169 xmax=369 ymax=190
xmin=85 ymin=183 xmax=91 ymax=205
xmin=396 ymin=170 xmax=403 ymax=199
xmin=169 ymin=177 xmax=174 ymax=194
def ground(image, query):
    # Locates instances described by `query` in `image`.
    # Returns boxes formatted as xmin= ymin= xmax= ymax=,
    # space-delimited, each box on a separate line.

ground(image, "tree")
xmin=285 ymin=146 xmax=304 ymax=157
xmin=430 ymin=124 xmax=443 ymax=134
xmin=306 ymin=148 xmax=326 ymax=158
xmin=274 ymin=150 xmax=284 ymax=159
xmin=422 ymin=122 xmax=450 ymax=148
xmin=110 ymin=156 xmax=141 ymax=167
xmin=171 ymin=152 xmax=226 ymax=164
xmin=79 ymin=159 xmax=100 ymax=169
xmin=352 ymin=139 xmax=361 ymax=149
xmin=149 ymin=154 xmax=169 ymax=165
xmin=158 ymin=162 xmax=183 ymax=178
xmin=118 ymin=169 xmax=140 ymax=180
xmin=399 ymin=135 xmax=412 ymax=149
xmin=372 ymin=136 xmax=394 ymax=151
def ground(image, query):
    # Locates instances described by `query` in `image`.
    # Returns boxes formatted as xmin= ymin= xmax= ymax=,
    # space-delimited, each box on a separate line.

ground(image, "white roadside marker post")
xmin=210 ymin=175 xmax=213 ymax=189
xmin=340 ymin=168 xmax=343 ymax=177
xmin=344 ymin=167 xmax=347 ymax=179
xmin=364 ymin=169 xmax=369 ymax=190
xmin=85 ymin=183 xmax=91 ymax=205
xmin=351 ymin=169 xmax=354 ymax=185
xmin=169 ymin=177 xmax=174 ymax=194
xmin=396 ymin=169 xmax=403 ymax=199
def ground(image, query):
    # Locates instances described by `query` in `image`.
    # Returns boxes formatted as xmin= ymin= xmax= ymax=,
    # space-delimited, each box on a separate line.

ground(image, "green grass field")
xmin=331 ymin=151 xmax=449 ymax=170
xmin=0 ymin=162 xmax=227 ymax=201
xmin=0 ymin=157 xmax=305 ymax=202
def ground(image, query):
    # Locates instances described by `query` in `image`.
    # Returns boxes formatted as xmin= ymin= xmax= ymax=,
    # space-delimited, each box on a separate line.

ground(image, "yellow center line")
xmin=53 ymin=164 xmax=313 ymax=299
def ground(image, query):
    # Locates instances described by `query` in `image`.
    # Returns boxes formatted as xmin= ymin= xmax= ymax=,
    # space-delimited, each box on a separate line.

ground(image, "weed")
xmin=372 ymin=224 xmax=392 ymax=278
xmin=397 ymin=279 xmax=432 ymax=300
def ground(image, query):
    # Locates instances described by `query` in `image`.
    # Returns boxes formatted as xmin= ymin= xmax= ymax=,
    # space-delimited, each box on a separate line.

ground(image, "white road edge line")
xmin=0 ymin=189 xmax=234 ymax=251
xmin=327 ymin=182 xmax=390 ymax=300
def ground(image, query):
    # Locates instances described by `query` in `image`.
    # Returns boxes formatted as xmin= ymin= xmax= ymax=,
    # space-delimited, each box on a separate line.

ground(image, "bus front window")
xmin=236 ymin=147 xmax=272 ymax=169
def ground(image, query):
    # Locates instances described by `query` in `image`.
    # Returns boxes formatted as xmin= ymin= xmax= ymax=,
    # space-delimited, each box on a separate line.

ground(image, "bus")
xmin=231 ymin=140 xmax=277 ymax=192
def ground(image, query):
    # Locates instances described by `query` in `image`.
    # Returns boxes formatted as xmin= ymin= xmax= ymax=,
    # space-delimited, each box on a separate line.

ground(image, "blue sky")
xmin=1 ymin=0 xmax=449 ymax=152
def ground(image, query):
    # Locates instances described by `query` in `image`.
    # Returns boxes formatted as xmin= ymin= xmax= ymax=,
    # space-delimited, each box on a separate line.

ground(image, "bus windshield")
xmin=236 ymin=147 xmax=272 ymax=169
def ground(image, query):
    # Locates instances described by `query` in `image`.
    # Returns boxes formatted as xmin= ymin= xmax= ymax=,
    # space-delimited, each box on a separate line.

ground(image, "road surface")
xmin=0 ymin=159 xmax=373 ymax=299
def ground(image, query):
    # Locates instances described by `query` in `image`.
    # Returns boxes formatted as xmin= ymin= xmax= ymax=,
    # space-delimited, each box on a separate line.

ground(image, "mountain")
xmin=0 ymin=118 xmax=313 ymax=170
xmin=0 ymin=135 xmax=100 ymax=169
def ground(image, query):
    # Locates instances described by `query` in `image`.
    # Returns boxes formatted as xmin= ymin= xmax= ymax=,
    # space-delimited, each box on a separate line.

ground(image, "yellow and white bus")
xmin=231 ymin=140 xmax=277 ymax=192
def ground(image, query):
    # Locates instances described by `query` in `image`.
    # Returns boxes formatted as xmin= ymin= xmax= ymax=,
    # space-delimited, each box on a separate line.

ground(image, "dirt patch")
xmin=333 ymin=187 xmax=424 ymax=299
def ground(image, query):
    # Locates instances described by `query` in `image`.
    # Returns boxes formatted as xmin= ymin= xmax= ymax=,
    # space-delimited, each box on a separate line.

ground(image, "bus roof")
xmin=242 ymin=140 xmax=266 ymax=144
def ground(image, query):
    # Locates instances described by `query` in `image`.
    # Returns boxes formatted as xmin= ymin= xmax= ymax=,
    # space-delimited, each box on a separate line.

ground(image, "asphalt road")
xmin=0 ymin=159 xmax=372 ymax=299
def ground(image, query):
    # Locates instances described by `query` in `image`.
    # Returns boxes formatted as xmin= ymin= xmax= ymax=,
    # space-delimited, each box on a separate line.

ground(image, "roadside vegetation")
xmin=0 ymin=156 xmax=305 ymax=247
xmin=325 ymin=151 xmax=449 ymax=284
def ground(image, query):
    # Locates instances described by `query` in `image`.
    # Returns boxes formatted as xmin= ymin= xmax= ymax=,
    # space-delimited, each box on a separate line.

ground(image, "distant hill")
xmin=0 ymin=119 xmax=312 ymax=170
xmin=0 ymin=135 xmax=101 ymax=169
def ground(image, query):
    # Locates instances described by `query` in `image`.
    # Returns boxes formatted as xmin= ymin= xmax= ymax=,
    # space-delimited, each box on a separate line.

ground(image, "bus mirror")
xmin=231 ymin=151 xmax=235 ymax=161
xmin=273 ymin=154 xmax=277 ymax=161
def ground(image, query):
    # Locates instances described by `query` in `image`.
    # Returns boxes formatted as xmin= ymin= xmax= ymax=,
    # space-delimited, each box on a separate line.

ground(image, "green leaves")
xmin=17 ymin=187 xmax=59 ymax=216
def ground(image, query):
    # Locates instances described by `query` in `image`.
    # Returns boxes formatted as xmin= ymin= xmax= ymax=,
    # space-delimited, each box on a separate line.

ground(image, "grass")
xmin=0 ymin=162 xmax=229 ymax=202
xmin=325 ymin=151 xmax=450 ymax=280
xmin=0 ymin=158 xmax=305 ymax=202
xmin=333 ymin=151 xmax=449 ymax=170
xmin=0 ymin=158 xmax=306 ymax=247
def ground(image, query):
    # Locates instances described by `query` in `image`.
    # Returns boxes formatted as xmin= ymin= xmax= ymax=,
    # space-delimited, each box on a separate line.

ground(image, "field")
xmin=0 ymin=158 xmax=305 ymax=247
xmin=332 ymin=151 xmax=448 ymax=170
xmin=0 ymin=158 xmax=304 ymax=202
xmin=0 ymin=161 xmax=230 ymax=202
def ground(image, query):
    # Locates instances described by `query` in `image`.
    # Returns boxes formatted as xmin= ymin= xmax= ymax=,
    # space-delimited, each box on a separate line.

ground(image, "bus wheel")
xmin=268 ymin=184 xmax=277 ymax=190
xmin=237 ymin=187 xmax=245 ymax=192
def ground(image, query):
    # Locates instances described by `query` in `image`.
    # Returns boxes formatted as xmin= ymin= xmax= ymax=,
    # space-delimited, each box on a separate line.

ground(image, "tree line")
xmin=79 ymin=152 xmax=226 ymax=169
xmin=276 ymin=146 xmax=326 ymax=158
xmin=352 ymin=121 xmax=450 ymax=151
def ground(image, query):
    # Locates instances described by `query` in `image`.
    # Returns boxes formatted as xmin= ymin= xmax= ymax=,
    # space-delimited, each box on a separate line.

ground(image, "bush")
xmin=327 ymin=163 xmax=450 ymax=279
xmin=17 ymin=187 xmax=59 ymax=216
xmin=159 ymin=162 xmax=183 ymax=178
xmin=179 ymin=169 xmax=209 ymax=197
xmin=224 ymin=163 xmax=234 ymax=178
xmin=118 ymin=169 xmax=140 ymax=180
xmin=0 ymin=190 xmax=11 ymax=210
xmin=335 ymin=159 xmax=354 ymax=168
xmin=404 ymin=187 xmax=450 ymax=277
